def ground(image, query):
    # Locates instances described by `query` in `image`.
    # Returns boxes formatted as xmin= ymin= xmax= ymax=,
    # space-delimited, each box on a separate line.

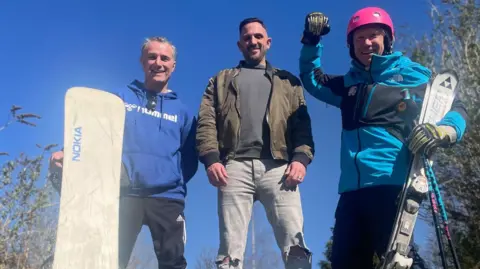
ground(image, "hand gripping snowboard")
xmin=52 ymin=87 xmax=125 ymax=269
xmin=378 ymin=70 xmax=458 ymax=269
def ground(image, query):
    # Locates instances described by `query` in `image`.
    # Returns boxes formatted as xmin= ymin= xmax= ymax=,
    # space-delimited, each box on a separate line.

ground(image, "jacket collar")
xmin=224 ymin=59 xmax=276 ymax=94
xmin=235 ymin=59 xmax=276 ymax=79
xmin=128 ymin=79 xmax=178 ymax=100
xmin=351 ymin=51 xmax=403 ymax=74
xmin=345 ymin=51 xmax=404 ymax=87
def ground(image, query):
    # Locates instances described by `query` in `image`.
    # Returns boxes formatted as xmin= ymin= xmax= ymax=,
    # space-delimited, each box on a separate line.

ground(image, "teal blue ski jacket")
xmin=299 ymin=43 xmax=468 ymax=194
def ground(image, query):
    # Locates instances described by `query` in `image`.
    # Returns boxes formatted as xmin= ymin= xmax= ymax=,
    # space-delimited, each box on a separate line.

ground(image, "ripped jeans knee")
xmin=216 ymin=256 xmax=240 ymax=269
xmin=284 ymin=245 xmax=312 ymax=269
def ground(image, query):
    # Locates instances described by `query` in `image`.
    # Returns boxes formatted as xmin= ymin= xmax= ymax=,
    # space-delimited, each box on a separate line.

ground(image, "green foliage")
xmin=400 ymin=0 xmax=480 ymax=268
xmin=0 ymin=105 xmax=154 ymax=269
xmin=0 ymin=106 xmax=58 ymax=269
xmin=318 ymin=227 xmax=332 ymax=269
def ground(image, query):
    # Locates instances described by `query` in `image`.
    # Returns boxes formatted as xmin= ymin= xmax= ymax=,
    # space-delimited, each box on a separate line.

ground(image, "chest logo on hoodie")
xmin=124 ymin=102 xmax=178 ymax=123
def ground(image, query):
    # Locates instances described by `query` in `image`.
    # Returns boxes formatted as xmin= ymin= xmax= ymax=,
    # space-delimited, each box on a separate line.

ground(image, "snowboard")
xmin=52 ymin=87 xmax=125 ymax=269
xmin=378 ymin=70 xmax=459 ymax=269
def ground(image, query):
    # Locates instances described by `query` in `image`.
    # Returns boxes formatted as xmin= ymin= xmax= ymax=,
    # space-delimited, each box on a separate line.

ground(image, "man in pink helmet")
xmin=298 ymin=7 xmax=468 ymax=269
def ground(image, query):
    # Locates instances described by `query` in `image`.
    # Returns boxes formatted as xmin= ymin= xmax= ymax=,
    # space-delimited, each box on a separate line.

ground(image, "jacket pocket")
xmin=123 ymin=152 xmax=181 ymax=190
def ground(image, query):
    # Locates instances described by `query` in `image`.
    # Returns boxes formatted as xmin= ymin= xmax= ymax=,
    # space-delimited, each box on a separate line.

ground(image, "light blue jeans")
xmin=216 ymin=159 xmax=312 ymax=269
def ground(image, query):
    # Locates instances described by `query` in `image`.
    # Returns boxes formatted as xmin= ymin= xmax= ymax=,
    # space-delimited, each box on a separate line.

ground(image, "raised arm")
xmin=299 ymin=43 xmax=344 ymax=108
xmin=299 ymin=12 xmax=344 ymax=108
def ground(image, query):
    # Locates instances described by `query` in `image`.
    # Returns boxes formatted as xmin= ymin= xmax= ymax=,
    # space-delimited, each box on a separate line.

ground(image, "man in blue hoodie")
xmin=298 ymin=7 xmax=467 ymax=269
xmin=49 ymin=36 xmax=198 ymax=269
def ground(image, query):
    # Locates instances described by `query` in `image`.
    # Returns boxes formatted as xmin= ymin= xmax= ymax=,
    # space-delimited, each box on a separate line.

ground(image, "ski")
xmin=52 ymin=87 xmax=125 ymax=269
xmin=378 ymin=70 xmax=459 ymax=269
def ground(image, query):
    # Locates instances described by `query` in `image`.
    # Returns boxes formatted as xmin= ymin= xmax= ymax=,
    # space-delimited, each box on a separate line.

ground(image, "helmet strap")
xmin=383 ymin=35 xmax=394 ymax=55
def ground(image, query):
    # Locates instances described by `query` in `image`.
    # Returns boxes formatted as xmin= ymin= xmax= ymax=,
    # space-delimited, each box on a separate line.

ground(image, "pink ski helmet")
xmin=346 ymin=7 xmax=395 ymax=55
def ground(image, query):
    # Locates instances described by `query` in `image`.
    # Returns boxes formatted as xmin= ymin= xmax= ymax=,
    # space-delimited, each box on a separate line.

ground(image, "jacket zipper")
xmin=352 ymin=84 xmax=364 ymax=189
xmin=265 ymin=113 xmax=274 ymax=159
xmin=355 ymin=68 xmax=374 ymax=189
xmin=265 ymin=72 xmax=275 ymax=159
xmin=234 ymin=101 xmax=241 ymax=161
xmin=159 ymin=95 xmax=164 ymax=131
xmin=355 ymin=129 xmax=361 ymax=189
xmin=229 ymin=73 xmax=241 ymax=162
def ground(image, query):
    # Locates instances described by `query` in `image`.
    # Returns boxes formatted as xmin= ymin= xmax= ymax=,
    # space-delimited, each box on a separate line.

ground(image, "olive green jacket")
xmin=196 ymin=61 xmax=315 ymax=168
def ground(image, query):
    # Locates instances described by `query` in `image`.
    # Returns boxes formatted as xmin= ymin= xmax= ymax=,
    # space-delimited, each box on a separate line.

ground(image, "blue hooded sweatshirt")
xmin=113 ymin=80 xmax=198 ymax=200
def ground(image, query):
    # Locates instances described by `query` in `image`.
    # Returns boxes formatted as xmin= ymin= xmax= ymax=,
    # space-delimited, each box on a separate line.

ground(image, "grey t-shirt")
xmin=234 ymin=62 xmax=273 ymax=159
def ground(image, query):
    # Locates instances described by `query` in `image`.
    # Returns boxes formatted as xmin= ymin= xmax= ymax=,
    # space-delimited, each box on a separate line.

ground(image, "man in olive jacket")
xmin=196 ymin=17 xmax=315 ymax=269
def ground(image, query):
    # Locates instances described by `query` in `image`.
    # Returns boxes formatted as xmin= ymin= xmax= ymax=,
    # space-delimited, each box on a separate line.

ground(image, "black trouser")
xmin=330 ymin=186 xmax=428 ymax=269
xmin=119 ymin=196 xmax=187 ymax=269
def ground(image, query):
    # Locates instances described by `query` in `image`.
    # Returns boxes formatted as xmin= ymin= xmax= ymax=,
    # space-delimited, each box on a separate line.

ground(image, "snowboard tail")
xmin=52 ymin=87 xmax=125 ymax=269
xmin=378 ymin=71 xmax=459 ymax=269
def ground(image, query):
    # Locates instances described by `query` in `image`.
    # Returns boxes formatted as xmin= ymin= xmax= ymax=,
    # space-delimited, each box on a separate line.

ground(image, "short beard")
xmin=243 ymin=50 xmax=265 ymax=66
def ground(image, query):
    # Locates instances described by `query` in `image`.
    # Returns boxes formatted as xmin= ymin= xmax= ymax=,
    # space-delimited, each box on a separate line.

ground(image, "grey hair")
xmin=141 ymin=36 xmax=177 ymax=60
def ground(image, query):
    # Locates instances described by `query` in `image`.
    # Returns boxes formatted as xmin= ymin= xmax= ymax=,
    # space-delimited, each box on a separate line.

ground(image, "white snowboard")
xmin=53 ymin=87 xmax=125 ymax=269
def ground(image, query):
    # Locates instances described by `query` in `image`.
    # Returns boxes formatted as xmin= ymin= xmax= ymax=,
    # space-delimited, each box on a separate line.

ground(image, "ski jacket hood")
xmin=114 ymin=80 xmax=198 ymax=200
xmin=344 ymin=51 xmax=432 ymax=88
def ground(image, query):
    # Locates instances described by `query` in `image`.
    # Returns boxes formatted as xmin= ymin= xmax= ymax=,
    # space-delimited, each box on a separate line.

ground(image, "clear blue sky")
xmin=1 ymin=0 xmax=436 ymax=267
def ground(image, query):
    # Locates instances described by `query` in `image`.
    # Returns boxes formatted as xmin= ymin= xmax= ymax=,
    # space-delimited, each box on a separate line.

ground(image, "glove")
xmin=408 ymin=123 xmax=456 ymax=157
xmin=301 ymin=12 xmax=331 ymax=45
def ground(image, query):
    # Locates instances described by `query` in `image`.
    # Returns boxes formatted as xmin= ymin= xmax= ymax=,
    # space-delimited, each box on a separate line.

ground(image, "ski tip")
xmin=435 ymin=69 xmax=458 ymax=80
xmin=432 ymin=69 xmax=459 ymax=93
